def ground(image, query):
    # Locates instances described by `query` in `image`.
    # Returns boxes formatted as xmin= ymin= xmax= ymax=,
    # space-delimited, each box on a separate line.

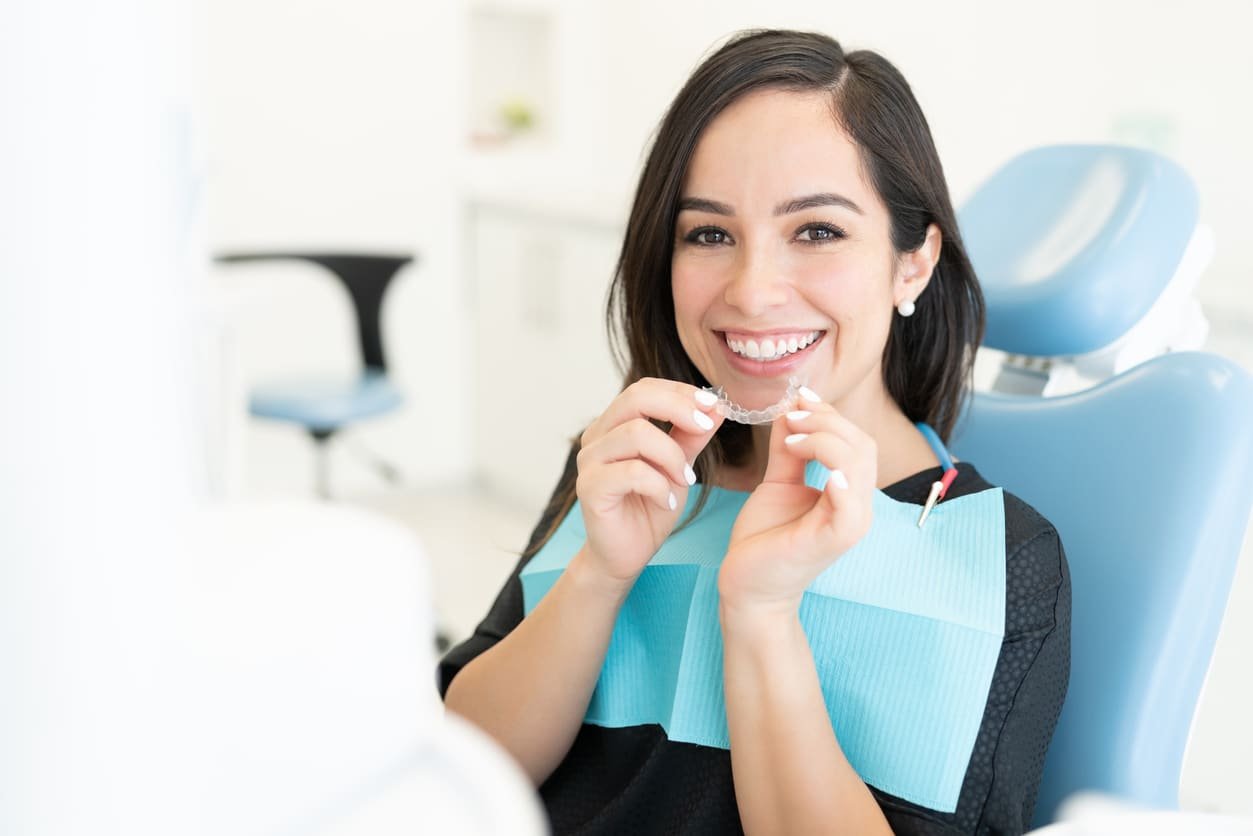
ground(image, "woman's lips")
xmin=717 ymin=330 xmax=826 ymax=377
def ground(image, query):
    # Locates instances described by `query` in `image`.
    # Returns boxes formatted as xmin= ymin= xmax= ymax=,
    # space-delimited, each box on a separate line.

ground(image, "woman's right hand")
xmin=575 ymin=377 xmax=726 ymax=586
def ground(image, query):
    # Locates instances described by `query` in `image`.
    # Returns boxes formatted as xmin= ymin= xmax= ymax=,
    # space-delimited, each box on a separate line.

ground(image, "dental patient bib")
xmin=520 ymin=460 xmax=1006 ymax=812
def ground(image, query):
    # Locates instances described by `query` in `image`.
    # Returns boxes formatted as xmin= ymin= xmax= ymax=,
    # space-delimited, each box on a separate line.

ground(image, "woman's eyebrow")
xmin=677 ymin=192 xmax=864 ymax=216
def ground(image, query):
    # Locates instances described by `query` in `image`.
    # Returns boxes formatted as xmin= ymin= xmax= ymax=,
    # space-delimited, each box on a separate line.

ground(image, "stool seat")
xmin=214 ymin=251 xmax=414 ymax=499
xmin=249 ymin=370 xmax=403 ymax=434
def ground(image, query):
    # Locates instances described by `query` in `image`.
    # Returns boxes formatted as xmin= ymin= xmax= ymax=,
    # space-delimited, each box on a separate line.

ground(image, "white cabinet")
xmin=469 ymin=199 xmax=627 ymax=507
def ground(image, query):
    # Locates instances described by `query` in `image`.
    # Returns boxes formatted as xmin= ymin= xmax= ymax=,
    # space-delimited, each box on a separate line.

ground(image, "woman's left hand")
xmin=719 ymin=391 xmax=878 ymax=613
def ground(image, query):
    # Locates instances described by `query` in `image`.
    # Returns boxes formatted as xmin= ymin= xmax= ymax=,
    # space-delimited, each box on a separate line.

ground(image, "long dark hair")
xmin=523 ymin=28 xmax=985 ymax=559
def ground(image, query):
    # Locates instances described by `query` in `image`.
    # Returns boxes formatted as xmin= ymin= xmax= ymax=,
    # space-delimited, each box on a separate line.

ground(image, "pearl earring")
xmin=897 ymin=298 xmax=916 ymax=317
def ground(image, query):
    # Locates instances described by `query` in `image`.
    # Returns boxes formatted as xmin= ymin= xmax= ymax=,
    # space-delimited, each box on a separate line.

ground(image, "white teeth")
xmin=725 ymin=330 xmax=823 ymax=360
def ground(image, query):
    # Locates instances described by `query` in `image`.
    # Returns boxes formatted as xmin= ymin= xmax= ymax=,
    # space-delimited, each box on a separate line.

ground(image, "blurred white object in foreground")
xmin=0 ymin=0 xmax=543 ymax=831
xmin=1028 ymin=791 xmax=1253 ymax=835
xmin=1 ymin=0 xmax=207 ymax=832
xmin=177 ymin=502 xmax=546 ymax=836
xmin=319 ymin=713 xmax=549 ymax=836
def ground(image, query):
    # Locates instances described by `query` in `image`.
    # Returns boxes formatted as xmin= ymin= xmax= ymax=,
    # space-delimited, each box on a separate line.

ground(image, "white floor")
xmin=354 ymin=481 xmax=544 ymax=647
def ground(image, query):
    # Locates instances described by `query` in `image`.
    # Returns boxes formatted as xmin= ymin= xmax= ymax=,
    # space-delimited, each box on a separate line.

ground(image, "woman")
xmin=440 ymin=29 xmax=1070 ymax=835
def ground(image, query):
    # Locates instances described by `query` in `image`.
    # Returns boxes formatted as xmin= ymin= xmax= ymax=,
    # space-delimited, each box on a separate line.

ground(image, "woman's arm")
xmin=720 ymin=600 xmax=893 ymax=836
xmin=444 ymin=544 xmax=632 ymax=788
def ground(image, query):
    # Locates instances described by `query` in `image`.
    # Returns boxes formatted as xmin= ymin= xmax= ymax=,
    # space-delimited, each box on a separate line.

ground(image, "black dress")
xmin=439 ymin=445 xmax=1071 ymax=835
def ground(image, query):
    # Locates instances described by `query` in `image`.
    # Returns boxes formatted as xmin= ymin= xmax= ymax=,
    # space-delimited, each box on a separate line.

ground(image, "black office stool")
xmin=214 ymin=252 xmax=412 ymax=499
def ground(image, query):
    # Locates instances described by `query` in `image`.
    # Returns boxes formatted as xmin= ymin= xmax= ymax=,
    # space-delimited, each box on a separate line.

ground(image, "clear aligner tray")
xmin=700 ymin=375 xmax=807 ymax=425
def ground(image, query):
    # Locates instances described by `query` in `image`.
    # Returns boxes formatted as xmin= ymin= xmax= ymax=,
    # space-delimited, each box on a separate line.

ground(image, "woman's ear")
xmin=894 ymin=223 xmax=943 ymax=304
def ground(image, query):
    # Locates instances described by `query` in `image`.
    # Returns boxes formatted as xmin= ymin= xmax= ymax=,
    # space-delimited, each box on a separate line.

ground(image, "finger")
xmin=787 ymin=392 xmax=877 ymax=487
xmin=779 ymin=404 xmax=861 ymax=468
xmin=761 ymin=408 xmax=808 ymax=486
xmin=778 ymin=430 xmax=858 ymax=495
xmin=579 ymin=417 xmax=696 ymax=488
xmin=587 ymin=378 xmax=722 ymax=455
xmin=669 ymin=393 xmax=726 ymax=469
xmin=793 ymin=388 xmax=868 ymax=448
xmin=579 ymin=458 xmax=677 ymax=512
xmin=779 ymin=429 xmax=870 ymax=558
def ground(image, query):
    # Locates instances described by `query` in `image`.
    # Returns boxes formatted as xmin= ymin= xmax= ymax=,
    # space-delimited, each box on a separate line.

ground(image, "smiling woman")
xmin=620 ymin=52 xmax=985 ymax=504
xmin=440 ymin=28 xmax=1068 ymax=836
xmin=670 ymin=85 xmax=952 ymax=492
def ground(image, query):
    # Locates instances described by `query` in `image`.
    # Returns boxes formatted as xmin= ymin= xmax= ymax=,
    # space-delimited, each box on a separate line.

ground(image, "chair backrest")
xmin=952 ymin=144 xmax=1253 ymax=826
xmin=951 ymin=352 xmax=1253 ymax=826
xmin=959 ymin=144 xmax=1198 ymax=356
xmin=215 ymin=252 xmax=414 ymax=373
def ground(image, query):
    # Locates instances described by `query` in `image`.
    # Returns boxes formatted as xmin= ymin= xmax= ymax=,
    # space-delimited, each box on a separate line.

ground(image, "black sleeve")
xmin=436 ymin=441 xmax=581 ymax=700
xmin=871 ymin=495 xmax=1072 ymax=835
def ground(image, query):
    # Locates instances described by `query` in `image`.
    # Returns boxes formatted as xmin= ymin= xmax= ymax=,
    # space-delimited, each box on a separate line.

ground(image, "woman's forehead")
xmin=681 ymin=89 xmax=874 ymax=215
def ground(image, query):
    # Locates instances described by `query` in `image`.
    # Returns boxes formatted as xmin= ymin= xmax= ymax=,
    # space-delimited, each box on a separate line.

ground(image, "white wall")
xmin=594 ymin=1 xmax=1253 ymax=323
xmin=203 ymin=0 xmax=470 ymax=493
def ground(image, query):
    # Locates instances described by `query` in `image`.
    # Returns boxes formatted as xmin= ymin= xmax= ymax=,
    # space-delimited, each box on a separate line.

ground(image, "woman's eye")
xmin=685 ymin=227 xmax=728 ymax=246
xmin=797 ymin=224 xmax=845 ymax=244
xmin=681 ymin=224 xmax=843 ymax=247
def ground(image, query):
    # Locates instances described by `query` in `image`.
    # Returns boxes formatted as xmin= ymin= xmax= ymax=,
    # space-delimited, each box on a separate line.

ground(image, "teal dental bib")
xmin=520 ymin=460 xmax=1006 ymax=812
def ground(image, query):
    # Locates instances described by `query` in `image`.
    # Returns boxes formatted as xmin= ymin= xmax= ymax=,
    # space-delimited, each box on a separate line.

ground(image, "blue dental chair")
xmin=214 ymin=252 xmax=412 ymax=499
xmin=949 ymin=145 xmax=1253 ymax=827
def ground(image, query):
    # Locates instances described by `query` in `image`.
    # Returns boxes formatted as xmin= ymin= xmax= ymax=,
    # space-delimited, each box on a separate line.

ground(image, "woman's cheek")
xmin=670 ymin=292 xmax=704 ymax=365
xmin=792 ymin=253 xmax=855 ymax=285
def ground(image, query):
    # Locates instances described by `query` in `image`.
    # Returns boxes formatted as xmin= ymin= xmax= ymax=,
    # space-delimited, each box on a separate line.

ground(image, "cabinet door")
xmin=471 ymin=205 xmax=623 ymax=509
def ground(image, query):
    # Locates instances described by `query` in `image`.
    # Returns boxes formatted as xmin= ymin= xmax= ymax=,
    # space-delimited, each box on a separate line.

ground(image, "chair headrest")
xmin=959 ymin=145 xmax=1199 ymax=357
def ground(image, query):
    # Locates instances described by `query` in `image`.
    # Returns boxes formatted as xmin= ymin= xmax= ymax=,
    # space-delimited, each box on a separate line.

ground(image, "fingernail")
xmin=784 ymin=433 xmax=808 ymax=445
xmin=694 ymin=389 xmax=719 ymax=407
xmin=668 ymin=491 xmax=677 ymax=510
xmin=786 ymin=410 xmax=811 ymax=421
xmin=684 ymin=462 xmax=696 ymax=485
xmin=829 ymin=469 xmax=849 ymax=490
xmin=693 ymin=409 xmax=714 ymax=431
xmin=799 ymin=386 xmax=821 ymax=403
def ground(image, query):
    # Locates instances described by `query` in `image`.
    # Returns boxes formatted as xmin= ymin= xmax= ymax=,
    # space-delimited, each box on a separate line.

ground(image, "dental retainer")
xmin=700 ymin=375 xmax=808 ymax=425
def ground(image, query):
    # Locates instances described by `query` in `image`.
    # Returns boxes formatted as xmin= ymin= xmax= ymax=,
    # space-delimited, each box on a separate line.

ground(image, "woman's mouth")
xmin=716 ymin=330 xmax=827 ymax=377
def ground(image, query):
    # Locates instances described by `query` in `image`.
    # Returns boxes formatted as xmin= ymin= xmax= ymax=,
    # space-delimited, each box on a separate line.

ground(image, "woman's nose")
xmin=722 ymin=252 xmax=789 ymax=316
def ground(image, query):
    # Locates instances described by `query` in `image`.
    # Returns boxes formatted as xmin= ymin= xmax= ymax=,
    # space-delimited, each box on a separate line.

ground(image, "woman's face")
xmin=671 ymin=88 xmax=933 ymax=414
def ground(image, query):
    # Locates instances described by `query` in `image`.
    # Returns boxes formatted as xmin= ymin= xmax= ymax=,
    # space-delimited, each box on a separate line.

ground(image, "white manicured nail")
xmin=785 ymin=433 xmax=808 ymax=445
xmin=786 ymin=410 xmax=811 ymax=421
xmin=799 ymin=386 xmax=822 ymax=403
xmin=829 ymin=469 xmax=849 ymax=490
xmin=693 ymin=409 xmax=714 ymax=431
xmin=694 ymin=389 xmax=719 ymax=407
xmin=684 ymin=463 xmax=696 ymax=485
xmin=668 ymin=491 xmax=677 ymax=510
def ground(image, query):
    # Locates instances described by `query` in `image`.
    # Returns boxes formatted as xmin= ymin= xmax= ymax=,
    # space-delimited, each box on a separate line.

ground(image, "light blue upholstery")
xmin=953 ymin=144 xmax=1253 ymax=827
xmin=951 ymin=353 xmax=1253 ymax=826
xmin=249 ymin=369 xmax=403 ymax=434
xmin=961 ymin=144 xmax=1199 ymax=355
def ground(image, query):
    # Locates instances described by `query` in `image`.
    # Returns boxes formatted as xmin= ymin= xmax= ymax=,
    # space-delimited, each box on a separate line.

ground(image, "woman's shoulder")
xmin=917 ymin=461 xmax=1067 ymax=583
xmin=966 ymin=464 xmax=1063 ymax=564
xmin=922 ymin=461 xmax=1061 ymax=552
xmin=951 ymin=462 xmax=1071 ymax=637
